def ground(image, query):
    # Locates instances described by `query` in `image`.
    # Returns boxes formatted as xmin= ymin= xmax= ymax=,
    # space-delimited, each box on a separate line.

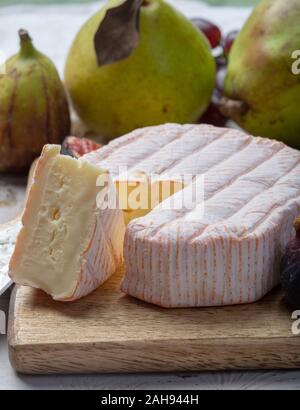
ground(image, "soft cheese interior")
xmin=9 ymin=145 xmax=125 ymax=301
xmin=83 ymin=124 xmax=198 ymax=224
xmin=116 ymin=177 xmax=185 ymax=224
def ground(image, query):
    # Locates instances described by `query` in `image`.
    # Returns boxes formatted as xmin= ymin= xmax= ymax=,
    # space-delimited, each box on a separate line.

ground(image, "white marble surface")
xmin=1 ymin=0 xmax=300 ymax=390
xmin=0 ymin=177 xmax=26 ymax=296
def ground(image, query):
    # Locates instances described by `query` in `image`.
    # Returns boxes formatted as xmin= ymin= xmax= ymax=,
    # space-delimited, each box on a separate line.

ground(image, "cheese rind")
xmin=9 ymin=145 xmax=125 ymax=301
xmin=84 ymin=124 xmax=300 ymax=307
xmin=11 ymin=124 xmax=300 ymax=307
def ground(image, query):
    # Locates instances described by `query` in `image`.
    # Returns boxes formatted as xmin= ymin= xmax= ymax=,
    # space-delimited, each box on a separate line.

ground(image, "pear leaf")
xmin=94 ymin=0 xmax=144 ymax=66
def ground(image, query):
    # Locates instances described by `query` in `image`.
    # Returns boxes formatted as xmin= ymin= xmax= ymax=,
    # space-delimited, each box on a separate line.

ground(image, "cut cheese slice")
xmin=9 ymin=145 xmax=125 ymax=301
xmin=84 ymin=124 xmax=300 ymax=307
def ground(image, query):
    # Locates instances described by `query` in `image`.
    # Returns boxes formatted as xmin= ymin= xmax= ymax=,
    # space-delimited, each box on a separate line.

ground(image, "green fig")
xmin=0 ymin=30 xmax=70 ymax=172
xmin=221 ymin=0 xmax=300 ymax=148
xmin=65 ymin=0 xmax=216 ymax=140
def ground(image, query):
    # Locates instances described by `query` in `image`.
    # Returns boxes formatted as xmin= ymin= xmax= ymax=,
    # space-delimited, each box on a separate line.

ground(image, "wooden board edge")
xmin=7 ymin=284 xmax=300 ymax=375
xmin=7 ymin=284 xmax=21 ymax=372
xmin=8 ymin=286 xmax=300 ymax=375
xmin=7 ymin=333 xmax=300 ymax=374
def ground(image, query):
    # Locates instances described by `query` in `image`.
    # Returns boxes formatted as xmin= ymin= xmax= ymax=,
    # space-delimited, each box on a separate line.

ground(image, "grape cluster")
xmin=191 ymin=18 xmax=239 ymax=127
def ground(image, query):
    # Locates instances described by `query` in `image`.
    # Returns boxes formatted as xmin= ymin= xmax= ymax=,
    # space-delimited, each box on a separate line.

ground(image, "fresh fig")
xmin=0 ymin=29 xmax=70 ymax=172
xmin=280 ymin=217 xmax=300 ymax=309
xmin=221 ymin=0 xmax=300 ymax=147
xmin=61 ymin=136 xmax=101 ymax=158
xmin=65 ymin=0 xmax=215 ymax=140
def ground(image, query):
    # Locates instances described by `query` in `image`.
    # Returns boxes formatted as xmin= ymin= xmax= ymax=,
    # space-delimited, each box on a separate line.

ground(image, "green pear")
xmin=222 ymin=0 xmax=300 ymax=148
xmin=65 ymin=0 xmax=215 ymax=140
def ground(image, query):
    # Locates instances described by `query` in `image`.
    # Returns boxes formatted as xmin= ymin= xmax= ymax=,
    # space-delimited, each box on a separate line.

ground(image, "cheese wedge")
xmin=84 ymin=124 xmax=300 ymax=307
xmin=9 ymin=145 xmax=125 ymax=301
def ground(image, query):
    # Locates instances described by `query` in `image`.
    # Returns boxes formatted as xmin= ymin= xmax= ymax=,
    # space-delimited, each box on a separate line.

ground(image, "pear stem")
xmin=220 ymin=97 xmax=249 ymax=119
xmin=19 ymin=29 xmax=36 ymax=57
xmin=294 ymin=217 xmax=300 ymax=238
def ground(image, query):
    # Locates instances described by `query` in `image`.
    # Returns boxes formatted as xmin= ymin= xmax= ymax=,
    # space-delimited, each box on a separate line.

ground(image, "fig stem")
xmin=219 ymin=97 xmax=249 ymax=119
xmin=18 ymin=29 xmax=36 ymax=57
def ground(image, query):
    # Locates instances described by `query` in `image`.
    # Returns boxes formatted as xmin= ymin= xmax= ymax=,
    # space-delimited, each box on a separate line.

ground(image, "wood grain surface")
xmin=7 ymin=266 xmax=300 ymax=375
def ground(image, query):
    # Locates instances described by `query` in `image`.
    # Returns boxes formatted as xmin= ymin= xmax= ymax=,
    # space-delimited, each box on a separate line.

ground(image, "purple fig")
xmin=281 ymin=217 xmax=300 ymax=308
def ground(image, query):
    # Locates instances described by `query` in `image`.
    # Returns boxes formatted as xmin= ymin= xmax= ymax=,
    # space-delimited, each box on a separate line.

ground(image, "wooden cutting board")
xmin=7 ymin=267 xmax=300 ymax=375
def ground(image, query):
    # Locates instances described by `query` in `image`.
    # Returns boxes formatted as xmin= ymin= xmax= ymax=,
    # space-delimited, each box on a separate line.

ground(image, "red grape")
xmin=191 ymin=18 xmax=222 ymax=49
xmin=199 ymin=90 xmax=227 ymax=127
xmin=224 ymin=30 xmax=239 ymax=56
